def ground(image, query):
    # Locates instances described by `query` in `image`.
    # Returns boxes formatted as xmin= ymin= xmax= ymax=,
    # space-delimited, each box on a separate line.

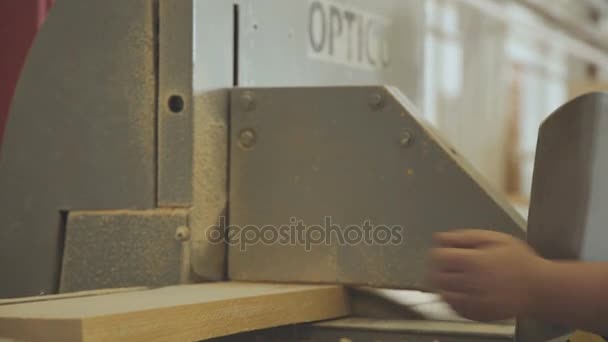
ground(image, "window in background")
xmin=423 ymin=0 xmax=463 ymax=126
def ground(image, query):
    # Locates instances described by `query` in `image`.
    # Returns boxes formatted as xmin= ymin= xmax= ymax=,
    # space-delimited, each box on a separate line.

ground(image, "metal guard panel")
xmin=228 ymin=86 xmax=524 ymax=289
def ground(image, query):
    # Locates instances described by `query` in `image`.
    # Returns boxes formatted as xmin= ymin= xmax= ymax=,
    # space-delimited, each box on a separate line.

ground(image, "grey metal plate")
xmin=60 ymin=210 xmax=188 ymax=293
xmin=228 ymin=86 xmax=524 ymax=289
xmin=0 ymin=0 xmax=157 ymax=298
xmin=527 ymin=92 xmax=608 ymax=260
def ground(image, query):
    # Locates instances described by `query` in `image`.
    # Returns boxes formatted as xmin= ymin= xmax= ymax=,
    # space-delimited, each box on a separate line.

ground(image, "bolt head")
xmin=369 ymin=93 xmax=385 ymax=110
xmin=240 ymin=91 xmax=256 ymax=111
xmin=239 ymin=128 xmax=257 ymax=149
xmin=175 ymin=226 xmax=191 ymax=242
xmin=168 ymin=95 xmax=184 ymax=113
xmin=400 ymin=131 xmax=413 ymax=147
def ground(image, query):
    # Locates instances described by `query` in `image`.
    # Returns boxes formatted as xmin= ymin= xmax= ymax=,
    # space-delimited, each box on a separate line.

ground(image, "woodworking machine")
xmin=1 ymin=0 xmax=607 ymax=341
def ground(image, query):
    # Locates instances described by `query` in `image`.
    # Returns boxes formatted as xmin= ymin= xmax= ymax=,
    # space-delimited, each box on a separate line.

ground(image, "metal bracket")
xmin=228 ymin=86 xmax=525 ymax=289
xmin=60 ymin=209 xmax=189 ymax=292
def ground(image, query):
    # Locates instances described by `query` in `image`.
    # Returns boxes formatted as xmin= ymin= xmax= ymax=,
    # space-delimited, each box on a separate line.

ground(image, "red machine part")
xmin=0 ymin=0 xmax=54 ymax=147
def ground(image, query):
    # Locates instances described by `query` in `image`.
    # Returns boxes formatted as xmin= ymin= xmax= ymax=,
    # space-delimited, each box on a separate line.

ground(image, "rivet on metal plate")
xmin=240 ymin=91 xmax=256 ymax=111
xmin=238 ymin=128 xmax=257 ymax=149
xmin=369 ymin=92 xmax=385 ymax=110
xmin=400 ymin=131 xmax=414 ymax=147
xmin=174 ymin=226 xmax=191 ymax=242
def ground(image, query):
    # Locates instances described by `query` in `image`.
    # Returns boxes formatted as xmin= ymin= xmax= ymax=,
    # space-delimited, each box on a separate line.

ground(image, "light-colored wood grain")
xmin=0 ymin=282 xmax=349 ymax=342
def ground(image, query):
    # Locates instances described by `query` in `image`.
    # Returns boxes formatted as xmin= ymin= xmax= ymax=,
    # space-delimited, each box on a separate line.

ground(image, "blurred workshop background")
xmin=2 ymin=0 xmax=608 ymax=216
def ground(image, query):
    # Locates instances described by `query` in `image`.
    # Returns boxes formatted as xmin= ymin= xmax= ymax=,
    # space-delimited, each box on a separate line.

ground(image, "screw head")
xmin=400 ymin=131 xmax=413 ymax=147
xmin=175 ymin=226 xmax=191 ymax=242
xmin=238 ymin=128 xmax=257 ymax=149
xmin=240 ymin=91 xmax=256 ymax=111
xmin=369 ymin=93 xmax=385 ymax=110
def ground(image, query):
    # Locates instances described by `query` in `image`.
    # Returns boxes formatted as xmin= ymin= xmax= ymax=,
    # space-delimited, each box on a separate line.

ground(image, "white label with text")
xmin=307 ymin=0 xmax=391 ymax=70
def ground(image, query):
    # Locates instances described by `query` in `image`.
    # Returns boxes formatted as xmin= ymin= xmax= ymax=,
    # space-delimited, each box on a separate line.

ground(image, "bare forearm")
xmin=528 ymin=261 xmax=608 ymax=335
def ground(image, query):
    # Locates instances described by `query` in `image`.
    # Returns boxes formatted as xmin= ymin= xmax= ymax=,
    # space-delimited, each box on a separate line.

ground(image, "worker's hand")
xmin=427 ymin=229 xmax=546 ymax=321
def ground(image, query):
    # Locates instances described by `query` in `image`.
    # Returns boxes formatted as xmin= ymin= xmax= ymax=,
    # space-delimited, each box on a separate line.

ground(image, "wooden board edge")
xmin=81 ymin=285 xmax=349 ymax=341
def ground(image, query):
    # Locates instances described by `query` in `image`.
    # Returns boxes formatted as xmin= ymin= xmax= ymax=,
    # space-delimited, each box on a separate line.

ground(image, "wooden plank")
xmin=0 ymin=282 xmax=349 ymax=342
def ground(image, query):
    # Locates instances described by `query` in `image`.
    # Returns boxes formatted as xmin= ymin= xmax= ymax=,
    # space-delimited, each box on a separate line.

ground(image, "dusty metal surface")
xmin=0 ymin=0 xmax=454 ymax=298
xmin=0 ymin=0 xmax=232 ymax=296
xmin=157 ymin=0 xmax=194 ymax=207
xmin=0 ymin=0 xmax=157 ymax=298
xmin=208 ymin=318 xmax=514 ymax=342
xmin=228 ymin=86 xmax=525 ymax=289
xmin=189 ymin=91 xmax=230 ymax=281
xmin=520 ymin=92 xmax=608 ymax=342
xmin=162 ymin=0 xmax=236 ymax=280
xmin=60 ymin=210 xmax=188 ymax=292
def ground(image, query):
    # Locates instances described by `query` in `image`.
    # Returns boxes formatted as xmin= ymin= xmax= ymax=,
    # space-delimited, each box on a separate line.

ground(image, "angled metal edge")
xmin=386 ymin=86 xmax=526 ymax=230
xmin=227 ymin=86 xmax=525 ymax=289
